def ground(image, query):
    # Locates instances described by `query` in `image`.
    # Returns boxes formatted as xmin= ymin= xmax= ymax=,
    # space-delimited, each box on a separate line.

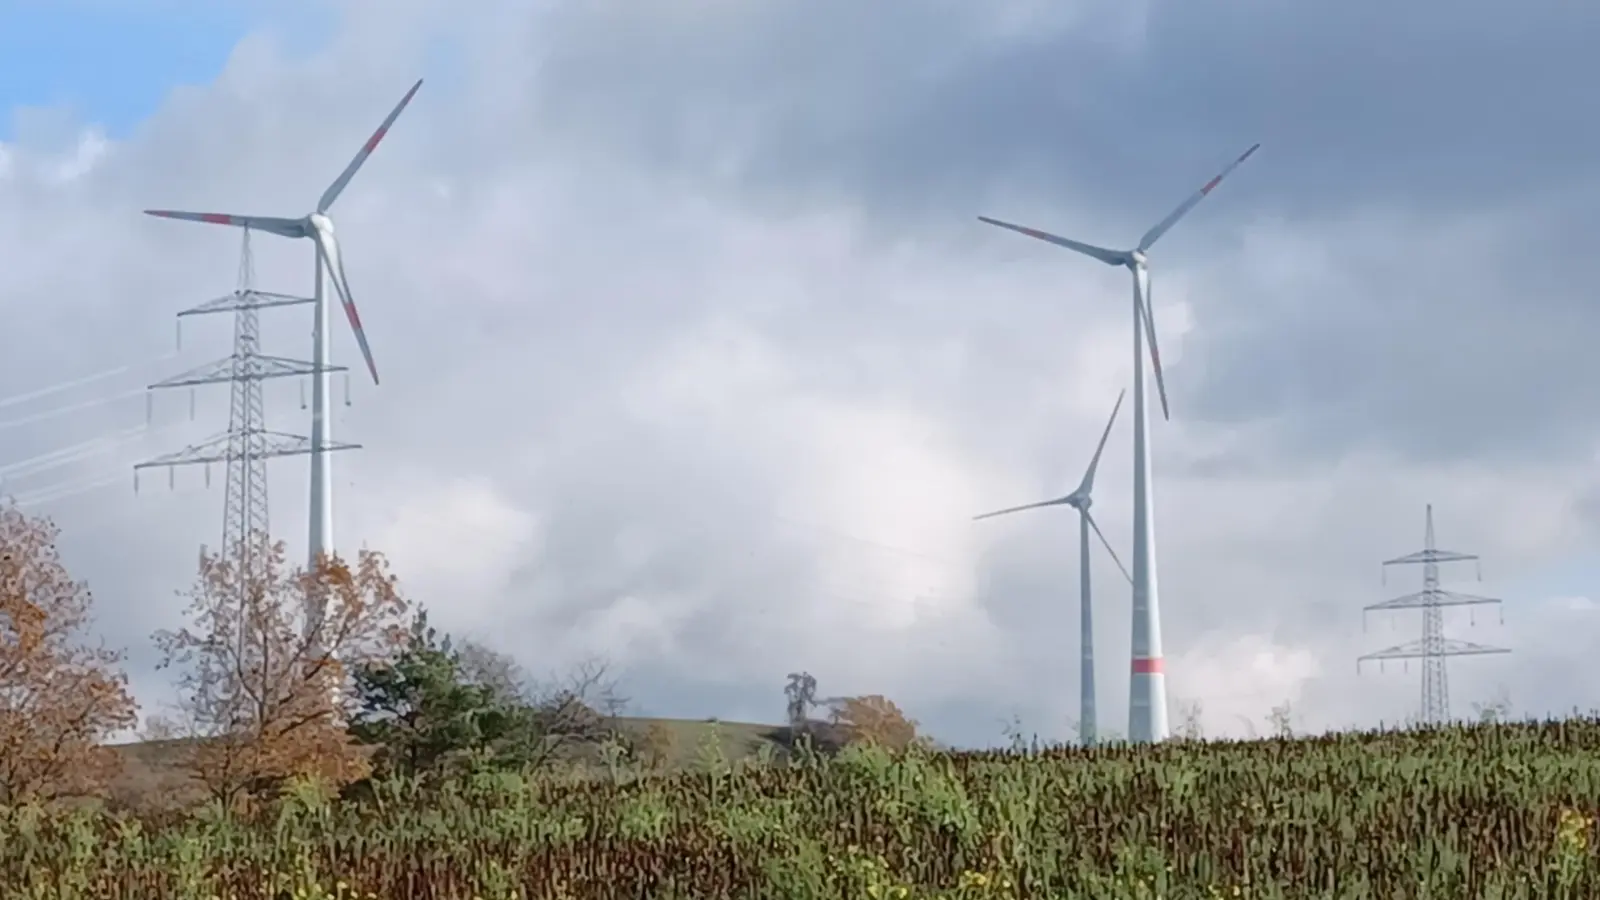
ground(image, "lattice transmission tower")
xmin=135 ymin=229 xmax=359 ymax=579
xmin=1357 ymin=504 xmax=1509 ymax=725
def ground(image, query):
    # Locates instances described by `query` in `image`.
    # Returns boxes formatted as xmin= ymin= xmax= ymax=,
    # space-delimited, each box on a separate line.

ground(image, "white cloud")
xmin=1173 ymin=633 xmax=1323 ymax=738
xmin=366 ymin=474 xmax=540 ymax=610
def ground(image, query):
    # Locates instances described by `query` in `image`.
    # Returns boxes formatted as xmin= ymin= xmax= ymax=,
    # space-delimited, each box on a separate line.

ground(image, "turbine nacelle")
xmin=977 ymin=145 xmax=1259 ymax=425
xmin=140 ymin=79 xmax=423 ymax=389
xmin=971 ymin=390 xmax=1128 ymax=582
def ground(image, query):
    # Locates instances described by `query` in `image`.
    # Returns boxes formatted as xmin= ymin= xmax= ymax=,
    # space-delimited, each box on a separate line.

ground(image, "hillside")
xmin=102 ymin=716 xmax=842 ymax=809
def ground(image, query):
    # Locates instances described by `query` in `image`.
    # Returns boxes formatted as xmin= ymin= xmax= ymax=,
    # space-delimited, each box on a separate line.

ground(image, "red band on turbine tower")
xmin=1132 ymin=657 xmax=1164 ymax=675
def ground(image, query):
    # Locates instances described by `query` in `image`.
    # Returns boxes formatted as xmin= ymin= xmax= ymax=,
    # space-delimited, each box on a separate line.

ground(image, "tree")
xmin=1473 ymin=688 xmax=1514 ymax=725
xmin=453 ymin=646 xmax=634 ymax=770
xmin=636 ymin=721 xmax=678 ymax=770
xmin=0 ymin=503 xmax=137 ymax=804
xmin=355 ymin=628 xmax=636 ymax=778
xmin=456 ymin=638 xmax=532 ymax=706
xmin=456 ymin=642 xmax=631 ymax=737
xmin=516 ymin=657 xmax=632 ymax=770
xmin=153 ymin=541 xmax=408 ymax=806
xmin=1174 ymin=698 xmax=1206 ymax=741
xmin=1000 ymin=714 xmax=1041 ymax=753
xmin=349 ymin=609 xmax=537 ymax=781
xmin=829 ymin=694 xmax=923 ymax=752
xmin=785 ymin=672 xmax=818 ymax=732
xmin=1266 ymin=700 xmax=1296 ymax=738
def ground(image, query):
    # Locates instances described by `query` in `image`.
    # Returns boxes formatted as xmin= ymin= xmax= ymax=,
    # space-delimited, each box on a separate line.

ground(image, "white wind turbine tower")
xmin=974 ymin=390 xmax=1130 ymax=748
xmin=978 ymin=144 xmax=1259 ymax=743
xmin=143 ymin=80 xmax=423 ymax=620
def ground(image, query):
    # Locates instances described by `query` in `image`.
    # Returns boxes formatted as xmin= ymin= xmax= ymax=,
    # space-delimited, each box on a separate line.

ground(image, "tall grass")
xmin=3 ymin=718 xmax=1598 ymax=899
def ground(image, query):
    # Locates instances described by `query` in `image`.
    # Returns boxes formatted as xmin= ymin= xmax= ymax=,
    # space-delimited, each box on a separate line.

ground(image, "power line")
xmin=135 ymin=227 xmax=356 ymax=583
xmin=1357 ymin=504 xmax=1510 ymax=725
xmin=0 ymin=353 xmax=174 ymax=411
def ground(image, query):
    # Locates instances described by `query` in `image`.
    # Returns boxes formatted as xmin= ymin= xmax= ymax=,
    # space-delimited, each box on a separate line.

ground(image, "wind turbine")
xmin=978 ymin=143 xmax=1259 ymax=743
xmin=143 ymin=80 xmax=423 ymax=591
xmin=974 ymin=390 xmax=1130 ymax=747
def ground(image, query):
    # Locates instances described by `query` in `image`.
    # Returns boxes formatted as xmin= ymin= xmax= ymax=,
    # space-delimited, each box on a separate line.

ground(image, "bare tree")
xmin=518 ymin=657 xmax=632 ymax=771
xmin=1473 ymin=687 xmax=1514 ymax=725
xmin=784 ymin=672 xmax=817 ymax=731
xmin=0 ymin=504 xmax=137 ymax=804
xmin=1234 ymin=714 xmax=1259 ymax=740
xmin=139 ymin=713 xmax=182 ymax=744
xmin=154 ymin=540 xmax=409 ymax=806
xmin=1000 ymin=714 xmax=1041 ymax=753
xmin=456 ymin=638 xmax=532 ymax=705
xmin=1174 ymin=698 xmax=1206 ymax=741
xmin=1266 ymin=700 xmax=1296 ymax=738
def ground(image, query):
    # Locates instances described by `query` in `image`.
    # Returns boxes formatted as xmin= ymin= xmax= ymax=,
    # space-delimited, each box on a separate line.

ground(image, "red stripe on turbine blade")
xmin=364 ymin=127 xmax=389 ymax=154
xmin=1200 ymin=175 xmax=1222 ymax=195
xmin=201 ymin=213 xmax=233 ymax=224
xmin=1132 ymin=657 xmax=1164 ymax=675
xmin=345 ymin=302 xmax=363 ymax=330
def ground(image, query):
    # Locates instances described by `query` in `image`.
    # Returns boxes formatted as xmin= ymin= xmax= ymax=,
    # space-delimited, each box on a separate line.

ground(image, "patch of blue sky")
xmin=0 ymin=0 xmax=331 ymax=140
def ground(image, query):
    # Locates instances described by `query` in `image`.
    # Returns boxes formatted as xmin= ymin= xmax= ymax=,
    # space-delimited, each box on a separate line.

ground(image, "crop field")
xmin=3 ymin=718 xmax=1599 ymax=899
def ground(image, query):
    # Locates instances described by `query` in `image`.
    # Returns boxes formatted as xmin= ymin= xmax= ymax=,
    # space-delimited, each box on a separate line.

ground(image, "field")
xmin=5 ymin=717 xmax=1600 ymax=899
xmin=101 ymin=717 xmax=792 ymax=811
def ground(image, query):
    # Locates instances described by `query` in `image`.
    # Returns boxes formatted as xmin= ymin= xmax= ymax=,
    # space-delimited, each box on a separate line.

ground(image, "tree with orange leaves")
xmin=0 ymin=502 xmax=137 ymax=804
xmin=829 ymin=694 xmax=925 ymax=753
xmin=153 ymin=540 xmax=408 ymax=806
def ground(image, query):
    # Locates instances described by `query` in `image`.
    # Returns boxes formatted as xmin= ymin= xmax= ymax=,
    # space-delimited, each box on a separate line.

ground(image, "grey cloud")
xmin=1186 ymin=191 xmax=1600 ymax=465
xmin=506 ymin=0 xmax=1600 ymax=464
xmin=522 ymin=0 xmax=1600 ymax=216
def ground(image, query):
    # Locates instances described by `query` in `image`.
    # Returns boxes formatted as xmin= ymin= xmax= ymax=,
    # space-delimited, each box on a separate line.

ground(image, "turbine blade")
xmin=1084 ymin=510 xmax=1132 ymax=585
xmin=1135 ymin=268 xmax=1170 ymax=421
xmin=972 ymin=496 xmax=1073 ymax=521
xmin=1136 ymin=143 xmax=1259 ymax=252
xmin=144 ymin=211 xmax=304 ymax=237
xmin=1077 ymin=389 xmax=1126 ymax=494
xmin=313 ymin=228 xmax=380 ymax=385
xmin=317 ymin=79 xmax=424 ymax=214
xmin=977 ymin=216 xmax=1126 ymax=266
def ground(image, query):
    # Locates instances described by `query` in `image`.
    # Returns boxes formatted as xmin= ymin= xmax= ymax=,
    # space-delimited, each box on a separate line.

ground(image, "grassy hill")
xmin=102 ymin=716 xmax=841 ymax=810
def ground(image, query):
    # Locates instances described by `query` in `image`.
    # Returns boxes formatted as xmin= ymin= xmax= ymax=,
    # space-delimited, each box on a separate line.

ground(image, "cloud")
xmin=364 ymin=474 xmax=541 ymax=604
xmin=3 ymin=0 xmax=1599 ymax=748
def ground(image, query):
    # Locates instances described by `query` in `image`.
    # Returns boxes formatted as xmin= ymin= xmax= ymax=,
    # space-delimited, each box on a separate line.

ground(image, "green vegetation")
xmin=2 ymin=501 xmax=1592 ymax=897
xmin=4 ymin=717 xmax=1600 ymax=899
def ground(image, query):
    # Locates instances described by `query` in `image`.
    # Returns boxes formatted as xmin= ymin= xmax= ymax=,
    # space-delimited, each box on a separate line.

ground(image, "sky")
xmin=2 ymin=0 xmax=1599 ymax=747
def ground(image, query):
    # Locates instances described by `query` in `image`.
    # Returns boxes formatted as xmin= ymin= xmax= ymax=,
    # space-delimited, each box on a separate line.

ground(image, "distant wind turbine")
xmin=979 ymin=143 xmax=1259 ymax=743
xmin=975 ymin=390 xmax=1130 ymax=747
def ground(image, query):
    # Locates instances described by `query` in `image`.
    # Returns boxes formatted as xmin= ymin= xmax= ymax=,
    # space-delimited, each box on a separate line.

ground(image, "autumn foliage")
xmin=0 ymin=503 xmax=137 ymax=804
xmin=153 ymin=541 xmax=408 ymax=805
xmin=637 ymin=720 xmax=679 ymax=770
xmin=829 ymin=694 xmax=923 ymax=752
